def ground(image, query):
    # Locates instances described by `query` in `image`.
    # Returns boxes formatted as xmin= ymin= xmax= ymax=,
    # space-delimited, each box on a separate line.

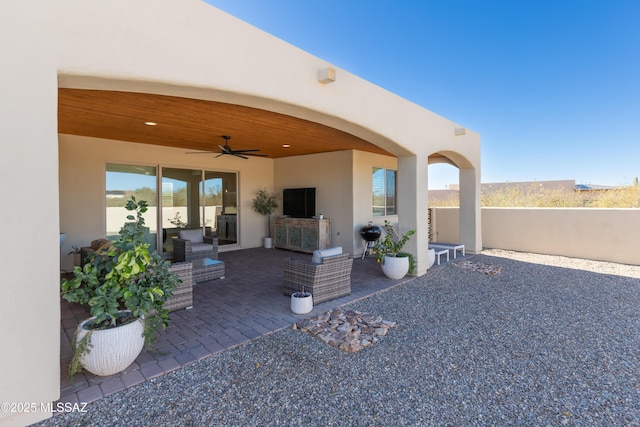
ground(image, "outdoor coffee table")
xmin=191 ymin=257 xmax=225 ymax=283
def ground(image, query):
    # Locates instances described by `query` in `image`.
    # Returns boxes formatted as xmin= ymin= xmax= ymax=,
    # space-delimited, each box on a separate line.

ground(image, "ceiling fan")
xmin=188 ymin=135 xmax=267 ymax=159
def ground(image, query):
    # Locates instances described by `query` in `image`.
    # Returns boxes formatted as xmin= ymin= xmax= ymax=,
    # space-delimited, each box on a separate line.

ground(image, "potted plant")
xmin=69 ymin=245 xmax=81 ymax=266
xmin=61 ymin=197 xmax=179 ymax=377
xmin=291 ymin=287 xmax=313 ymax=314
xmin=251 ymin=188 xmax=278 ymax=248
xmin=374 ymin=220 xmax=416 ymax=279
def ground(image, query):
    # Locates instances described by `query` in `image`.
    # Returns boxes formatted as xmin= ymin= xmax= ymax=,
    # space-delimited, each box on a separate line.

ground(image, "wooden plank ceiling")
xmin=58 ymin=89 xmax=395 ymax=159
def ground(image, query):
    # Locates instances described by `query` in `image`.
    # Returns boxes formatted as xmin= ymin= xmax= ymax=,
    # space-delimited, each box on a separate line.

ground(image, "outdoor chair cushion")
xmin=178 ymin=229 xmax=204 ymax=243
xmin=311 ymin=246 xmax=343 ymax=264
xmin=190 ymin=243 xmax=214 ymax=253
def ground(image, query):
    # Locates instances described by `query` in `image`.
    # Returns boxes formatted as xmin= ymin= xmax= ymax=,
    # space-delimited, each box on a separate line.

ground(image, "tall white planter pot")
xmin=427 ymin=249 xmax=436 ymax=270
xmin=76 ymin=311 xmax=144 ymax=376
xmin=264 ymin=237 xmax=273 ymax=249
xmin=291 ymin=292 xmax=313 ymax=314
xmin=381 ymin=254 xmax=410 ymax=280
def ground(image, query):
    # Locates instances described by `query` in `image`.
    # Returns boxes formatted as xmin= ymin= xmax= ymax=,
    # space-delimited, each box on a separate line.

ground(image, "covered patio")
xmin=58 ymin=248 xmax=450 ymax=406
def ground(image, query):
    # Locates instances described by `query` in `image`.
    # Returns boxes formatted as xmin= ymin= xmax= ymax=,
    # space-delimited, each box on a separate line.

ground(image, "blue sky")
xmin=204 ymin=0 xmax=639 ymax=189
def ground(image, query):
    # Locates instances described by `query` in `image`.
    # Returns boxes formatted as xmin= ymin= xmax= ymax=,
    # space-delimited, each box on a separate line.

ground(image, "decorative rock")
xmin=293 ymin=308 xmax=396 ymax=352
xmin=454 ymin=260 xmax=503 ymax=276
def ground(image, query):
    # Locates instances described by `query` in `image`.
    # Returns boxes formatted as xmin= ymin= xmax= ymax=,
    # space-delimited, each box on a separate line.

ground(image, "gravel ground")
xmin=37 ymin=251 xmax=640 ymax=426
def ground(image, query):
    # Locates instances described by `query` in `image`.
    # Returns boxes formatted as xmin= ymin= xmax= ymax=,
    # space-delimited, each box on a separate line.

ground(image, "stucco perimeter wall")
xmin=432 ymin=207 xmax=640 ymax=265
xmin=59 ymin=135 xmax=274 ymax=255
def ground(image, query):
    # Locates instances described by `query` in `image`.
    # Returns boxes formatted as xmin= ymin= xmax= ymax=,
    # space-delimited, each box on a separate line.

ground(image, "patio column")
xmin=459 ymin=166 xmax=482 ymax=253
xmin=397 ymin=154 xmax=429 ymax=276
xmin=0 ymin=1 xmax=61 ymax=425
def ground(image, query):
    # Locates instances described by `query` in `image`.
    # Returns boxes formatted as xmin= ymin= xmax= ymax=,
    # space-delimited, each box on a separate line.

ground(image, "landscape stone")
xmin=293 ymin=308 xmax=396 ymax=352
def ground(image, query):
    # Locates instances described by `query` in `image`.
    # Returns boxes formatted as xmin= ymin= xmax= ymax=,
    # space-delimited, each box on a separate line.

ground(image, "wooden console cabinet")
xmin=272 ymin=217 xmax=331 ymax=253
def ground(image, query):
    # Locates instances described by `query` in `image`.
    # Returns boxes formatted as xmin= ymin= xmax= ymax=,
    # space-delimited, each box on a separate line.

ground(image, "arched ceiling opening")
xmin=428 ymin=150 xmax=475 ymax=169
xmin=58 ymin=89 xmax=395 ymax=158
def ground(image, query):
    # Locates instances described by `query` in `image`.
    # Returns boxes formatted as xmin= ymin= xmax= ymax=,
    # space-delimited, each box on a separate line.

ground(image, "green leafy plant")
xmin=61 ymin=197 xmax=179 ymax=375
xmin=374 ymin=220 xmax=416 ymax=263
xmin=168 ymin=212 xmax=188 ymax=228
xmin=251 ymin=188 xmax=278 ymax=237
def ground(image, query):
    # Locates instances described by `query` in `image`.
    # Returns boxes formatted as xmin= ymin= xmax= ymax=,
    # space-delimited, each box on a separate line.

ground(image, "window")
xmin=372 ymin=167 xmax=396 ymax=216
xmin=106 ymin=164 xmax=158 ymax=250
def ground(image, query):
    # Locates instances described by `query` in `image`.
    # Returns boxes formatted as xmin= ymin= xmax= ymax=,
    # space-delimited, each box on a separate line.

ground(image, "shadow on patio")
xmin=58 ymin=247 xmax=426 ymax=406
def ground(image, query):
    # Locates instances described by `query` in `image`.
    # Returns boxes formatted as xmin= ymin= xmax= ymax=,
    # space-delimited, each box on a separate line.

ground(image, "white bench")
xmin=429 ymin=243 xmax=465 ymax=259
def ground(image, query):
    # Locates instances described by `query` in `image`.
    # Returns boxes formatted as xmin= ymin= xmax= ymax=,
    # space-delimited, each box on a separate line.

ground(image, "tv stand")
xmin=272 ymin=217 xmax=331 ymax=253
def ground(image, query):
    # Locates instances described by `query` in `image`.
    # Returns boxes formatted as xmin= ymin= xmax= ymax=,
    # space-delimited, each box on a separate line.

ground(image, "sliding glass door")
xmin=160 ymin=168 xmax=238 ymax=254
xmin=107 ymin=164 xmax=237 ymax=257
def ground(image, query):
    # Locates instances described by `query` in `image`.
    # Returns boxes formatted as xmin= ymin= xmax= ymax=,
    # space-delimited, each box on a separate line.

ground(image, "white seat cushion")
xmin=311 ymin=246 xmax=343 ymax=264
xmin=179 ymin=229 xmax=204 ymax=243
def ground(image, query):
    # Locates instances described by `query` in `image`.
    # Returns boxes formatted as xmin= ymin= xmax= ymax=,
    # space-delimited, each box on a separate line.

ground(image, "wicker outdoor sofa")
xmin=283 ymin=250 xmax=353 ymax=305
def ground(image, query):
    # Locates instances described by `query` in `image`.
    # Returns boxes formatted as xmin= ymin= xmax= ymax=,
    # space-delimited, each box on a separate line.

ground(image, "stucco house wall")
xmin=274 ymin=151 xmax=353 ymax=252
xmin=59 ymin=134 xmax=275 ymax=254
xmin=1 ymin=1 xmax=480 ymax=424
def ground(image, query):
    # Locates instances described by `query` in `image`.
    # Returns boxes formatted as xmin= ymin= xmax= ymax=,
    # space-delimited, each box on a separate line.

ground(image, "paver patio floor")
xmin=58 ymin=247 xmax=445 ymax=406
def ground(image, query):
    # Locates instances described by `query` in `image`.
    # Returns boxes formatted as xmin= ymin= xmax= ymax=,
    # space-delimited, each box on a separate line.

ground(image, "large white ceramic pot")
xmin=76 ymin=311 xmax=144 ymax=376
xmin=381 ymin=254 xmax=410 ymax=280
xmin=427 ymin=249 xmax=436 ymax=270
xmin=291 ymin=292 xmax=313 ymax=314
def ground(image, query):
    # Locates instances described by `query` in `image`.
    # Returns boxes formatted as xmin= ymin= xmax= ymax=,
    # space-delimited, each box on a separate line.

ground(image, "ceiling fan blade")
xmin=232 ymin=148 xmax=262 ymax=153
xmin=215 ymin=153 xmax=225 ymax=158
xmin=241 ymin=152 xmax=269 ymax=157
xmin=234 ymin=153 xmax=249 ymax=159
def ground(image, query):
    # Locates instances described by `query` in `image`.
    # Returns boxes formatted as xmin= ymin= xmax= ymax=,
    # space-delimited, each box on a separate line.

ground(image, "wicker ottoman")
xmin=192 ymin=258 xmax=225 ymax=283
xmin=166 ymin=262 xmax=193 ymax=312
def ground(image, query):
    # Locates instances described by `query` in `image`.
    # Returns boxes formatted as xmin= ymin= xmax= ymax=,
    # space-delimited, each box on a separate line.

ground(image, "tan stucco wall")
xmin=433 ymin=207 xmax=640 ymax=265
xmin=53 ymin=0 xmax=481 ymax=275
xmin=2 ymin=1 xmax=481 ymax=424
xmin=431 ymin=207 xmax=461 ymax=244
xmin=482 ymin=208 xmax=640 ymax=265
xmin=59 ymin=134 xmax=275 ymax=255
xmin=274 ymin=151 xmax=354 ymax=252
xmin=274 ymin=150 xmax=402 ymax=255
xmin=0 ymin=1 xmax=60 ymax=425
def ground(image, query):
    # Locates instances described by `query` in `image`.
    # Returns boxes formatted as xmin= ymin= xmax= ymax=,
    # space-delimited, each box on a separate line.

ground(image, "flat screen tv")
xmin=283 ymin=188 xmax=316 ymax=218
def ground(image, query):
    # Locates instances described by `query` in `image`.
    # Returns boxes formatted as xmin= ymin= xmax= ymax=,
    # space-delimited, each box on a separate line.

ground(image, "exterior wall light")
xmin=318 ymin=67 xmax=336 ymax=84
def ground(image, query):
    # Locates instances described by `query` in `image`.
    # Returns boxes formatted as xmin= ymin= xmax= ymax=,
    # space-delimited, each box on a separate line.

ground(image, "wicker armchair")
xmin=173 ymin=229 xmax=219 ymax=262
xmin=283 ymin=252 xmax=353 ymax=305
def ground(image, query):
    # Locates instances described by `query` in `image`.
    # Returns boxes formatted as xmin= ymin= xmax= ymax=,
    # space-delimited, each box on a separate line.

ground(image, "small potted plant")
xmin=374 ymin=220 xmax=416 ymax=279
xmin=61 ymin=197 xmax=179 ymax=377
xmin=69 ymin=245 xmax=81 ymax=266
xmin=290 ymin=286 xmax=313 ymax=314
xmin=251 ymin=188 xmax=278 ymax=248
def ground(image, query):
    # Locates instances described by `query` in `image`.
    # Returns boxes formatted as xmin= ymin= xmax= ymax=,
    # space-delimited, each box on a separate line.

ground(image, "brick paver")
xmin=56 ymin=247 xmax=449 ymax=408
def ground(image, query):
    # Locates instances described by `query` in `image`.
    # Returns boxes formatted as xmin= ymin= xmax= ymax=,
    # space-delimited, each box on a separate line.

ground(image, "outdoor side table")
xmin=192 ymin=258 xmax=225 ymax=283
